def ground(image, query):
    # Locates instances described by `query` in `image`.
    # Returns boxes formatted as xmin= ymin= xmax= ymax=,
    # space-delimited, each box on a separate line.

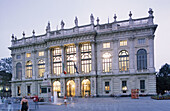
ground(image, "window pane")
xmin=120 ymin=40 xmax=127 ymax=46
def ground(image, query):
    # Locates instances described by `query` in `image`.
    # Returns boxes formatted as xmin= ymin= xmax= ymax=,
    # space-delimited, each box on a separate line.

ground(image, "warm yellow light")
xmin=0 ymin=87 xmax=3 ymax=90
xmin=103 ymin=52 xmax=111 ymax=58
xmin=72 ymin=85 xmax=75 ymax=88
xmin=122 ymin=86 xmax=127 ymax=91
xmin=6 ymin=87 xmax=9 ymax=91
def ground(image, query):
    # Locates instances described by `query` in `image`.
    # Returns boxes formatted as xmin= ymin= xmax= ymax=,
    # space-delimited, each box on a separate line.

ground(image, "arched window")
xmin=102 ymin=52 xmax=112 ymax=72
xmin=119 ymin=50 xmax=129 ymax=71
xmin=137 ymin=49 xmax=147 ymax=70
xmin=38 ymin=60 xmax=45 ymax=78
xmin=16 ymin=63 xmax=22 ymax=79
xmin=26 ymin=61 xmax=32 ymax=78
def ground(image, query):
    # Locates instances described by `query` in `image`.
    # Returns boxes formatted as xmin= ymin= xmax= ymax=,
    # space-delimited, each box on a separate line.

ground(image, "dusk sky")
xmin=0 ymin=0 xmax=170 ymax=71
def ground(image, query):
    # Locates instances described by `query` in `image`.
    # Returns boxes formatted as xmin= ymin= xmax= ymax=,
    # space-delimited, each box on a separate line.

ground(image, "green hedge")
xmin=151 ymin=95 xmax=170 ymax=100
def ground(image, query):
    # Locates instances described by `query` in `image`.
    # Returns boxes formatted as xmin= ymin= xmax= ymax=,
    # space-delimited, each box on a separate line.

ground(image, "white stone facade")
xmin=9 ymin=9 xmax=157 ymax=99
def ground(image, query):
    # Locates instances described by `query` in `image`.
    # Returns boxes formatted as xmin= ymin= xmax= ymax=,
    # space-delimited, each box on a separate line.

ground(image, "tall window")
xmin=16 ymin=63 xmax=22 ymax=79
xmin=103 ymin=52 xmax=112 ymax=72
xmin=81 ymin=43 xmax=91 ymax=73
xmin=53 ymin=47 xmax=62 ymax=75
xmin=120 ymin=40 xmax=127 ymax=46
xmin=119 ymin=50 xmax=129 ymax=71
xmin=27 ymin=85 xmax=31 ymax=96
xmin=66 ymin=45 xmax=76 ymax=74
xmin=38 ymin=60 xmax=45 ymax=78
xmin=137 ymin=49 xmax=147 ymax=70
xmin=26 ymin=61 xmax=32 ymax=78
xmin=105 ymin=82 xmax=110 ymax=94
xmin=122 ymin=81 xmax=127 ymax=93
xmin=17 ymin=86 xmax=21 ymax=96
xmin=140 ymin=80 xmax=145 ymax=93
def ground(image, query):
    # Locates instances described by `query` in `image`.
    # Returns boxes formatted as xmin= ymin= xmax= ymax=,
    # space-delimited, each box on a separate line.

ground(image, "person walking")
xmin=20 ymin=96 xmax=29 ymax=111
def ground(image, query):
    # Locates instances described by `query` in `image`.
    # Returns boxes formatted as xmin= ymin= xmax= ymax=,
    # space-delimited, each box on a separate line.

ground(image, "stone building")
xmin=9 ymin=9 xmax=157 ymax=100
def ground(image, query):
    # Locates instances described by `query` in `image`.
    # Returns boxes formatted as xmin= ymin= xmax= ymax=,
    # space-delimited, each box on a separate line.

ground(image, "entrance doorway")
xmin=53 ymin=81 xmax=61 ymax=97
xmin=81 ymin=79 xmax=90 ymax=97
xmin=67 ymin=80 xmax=75 ymax=97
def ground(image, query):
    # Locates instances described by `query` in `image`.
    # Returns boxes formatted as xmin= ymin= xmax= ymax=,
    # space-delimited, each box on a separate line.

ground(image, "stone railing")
xmin=11 ymin=16 xmax=153 ymax=47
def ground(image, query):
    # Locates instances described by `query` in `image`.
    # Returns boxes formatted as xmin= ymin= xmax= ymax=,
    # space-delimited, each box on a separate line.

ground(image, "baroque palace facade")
xmin=9 ymin=9 xmax=157 ymax=100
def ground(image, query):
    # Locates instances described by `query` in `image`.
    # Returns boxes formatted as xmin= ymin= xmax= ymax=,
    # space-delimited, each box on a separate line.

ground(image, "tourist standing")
xmin=20 ymin=96 xmax=29 ymax=111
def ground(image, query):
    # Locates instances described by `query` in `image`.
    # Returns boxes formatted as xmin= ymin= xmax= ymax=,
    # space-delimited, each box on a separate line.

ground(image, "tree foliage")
xmin=156 ymin=63 xmax=170 ymax=94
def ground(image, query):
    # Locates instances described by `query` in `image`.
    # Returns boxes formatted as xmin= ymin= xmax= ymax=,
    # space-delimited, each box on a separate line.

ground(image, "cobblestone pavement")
xmin=1 ymin=97 xmax=170 ymax=111
xmin=36 ymin=97 xmax=170 ymax=111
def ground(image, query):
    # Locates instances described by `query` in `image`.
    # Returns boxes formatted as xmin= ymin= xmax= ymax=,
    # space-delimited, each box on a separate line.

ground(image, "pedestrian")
xmin=33 ymin=95 xmax=39 ymax=109
xmin=20 ymin=96 xmax=29 ymax=111
xmin=64 ymin=95 xmax=67 ymax=106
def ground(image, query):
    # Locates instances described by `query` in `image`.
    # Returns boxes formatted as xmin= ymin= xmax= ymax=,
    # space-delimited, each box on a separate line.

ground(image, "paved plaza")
xmin=0 ymin=97 xmax=170 ymax=111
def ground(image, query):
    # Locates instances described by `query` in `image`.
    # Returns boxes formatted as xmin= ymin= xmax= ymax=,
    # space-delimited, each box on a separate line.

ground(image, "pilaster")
xmin=21 ymin=52 xmax=26 ymax=80
xmin=91 ymin=41 xmax=96 ymax=75
xmin=148 ymin=35 xmax=155 ymax=72
xmin=112 ymin=39 xmax=119 ymax=74
xmin=75 ymin=77 xmax=81 ymax=97
xmin=90 ymin=77 xmax=97 ymax=96
xmin=128 ymin=37 xmax=135 ymax=73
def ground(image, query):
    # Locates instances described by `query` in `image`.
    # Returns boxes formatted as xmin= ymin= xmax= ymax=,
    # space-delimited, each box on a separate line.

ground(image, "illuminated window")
xmin=103 ymin=52 xmax=112 ymax=72
xmin=120 ymin=40 xmax=127 ymax=46
xmin=81 ymin=43 xmax=91 ymax=73
xmin=38 ymin=60 xmax=45 ymax=78
xmin=17 ymin=86 xmax=21 ymax=96
xmin=137 ymin=49 xmax=147 ymax=70
xmin=26 ymin=61 xmax=32 ymax=78
xmin=26 ymin=53 xmax=31 ymax=58
xmin=16 ymin=62 xmax=22 ymax=79
xmin=119 ymin=50 xmax=129 ymax=71
xmin=138 ymin=38 xmax=145 ymax=45
xmin=105 ymin=82 xmax=110 ymax=94
xmin=122 ymin=81 xmax=127 ymax=93
xmin=103 ymin=42 xmax=110 ymax=48
xmin=53 ymin=47 xmax=62 ymax=75
xmin=140 ymin=80 xmax=145 ymax=93
xmin=66 ymin=45 xmax=76 ymax=74
xmin=27 ymin=85 xmax=31 ymax=96
xmin=39 ymin=51 xmax=44 ymax=56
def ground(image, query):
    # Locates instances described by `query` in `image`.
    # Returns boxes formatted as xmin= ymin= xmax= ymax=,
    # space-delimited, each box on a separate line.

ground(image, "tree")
xmin=156 ymin=63 xmax=170 ymax=94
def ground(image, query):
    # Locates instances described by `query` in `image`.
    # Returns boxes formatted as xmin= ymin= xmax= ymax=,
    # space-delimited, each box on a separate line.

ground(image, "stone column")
xmin=11 ymin=54 xmax=15 ymax=81
xmin=90 ymin=77 xmax=97 ymax=96
xmin=91 ymin=41 xmax=96 ymax=75
xmin=128 ymin=37 xmax=135 ymax=73
xmin=60 ymin=78 xmax=65 ymax=97
xmin=47 ymin=48 xmax=52 ymax=77
xmin=75 ymin=43 xmax=80 ymax=74
xmin=45 ymin=47 xmax=49 ymax=77
xmin=148 ymin=35 xmax=155 ymax=72
xmin=61 ymin=45 xmax=65 ymax=76
xmin=11 ymin=83 xmax=15 ymax=97
xmin=21 ymin=52 xmax=26 ymax=80
xmin=75 ymin=77 xmax=81 ymax=97
xmin=32 ymin=50 xmax=37 ymax=79
xmin=112 ymin=39 xmax=119 ymax=74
